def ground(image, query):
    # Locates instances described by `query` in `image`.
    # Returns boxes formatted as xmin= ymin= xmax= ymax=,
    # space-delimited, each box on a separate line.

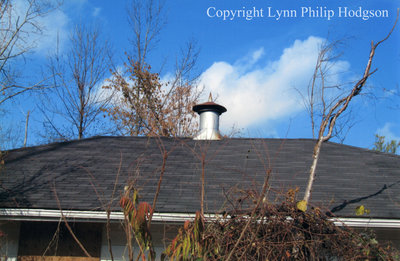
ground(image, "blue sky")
xmin=3 ymin=0 xmax=400 ymax=150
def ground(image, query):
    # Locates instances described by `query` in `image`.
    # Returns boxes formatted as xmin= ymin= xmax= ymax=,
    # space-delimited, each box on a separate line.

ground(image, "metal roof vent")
xmin=192 ymin=94 xmax=227 ymax=140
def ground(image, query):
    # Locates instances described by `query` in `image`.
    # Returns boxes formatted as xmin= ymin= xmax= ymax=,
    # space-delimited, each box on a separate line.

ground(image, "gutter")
xmin=0 ymin=208 xmax=199 ymax=223
xmin=330 ymin=217 xmax=400 ymax=228
xmin=1 ymin=208 xmax=400 ymax=229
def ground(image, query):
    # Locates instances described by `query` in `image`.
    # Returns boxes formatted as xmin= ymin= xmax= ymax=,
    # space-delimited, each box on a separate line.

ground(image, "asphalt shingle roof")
xmin=0 ymin=136 xmax=399 ymax=219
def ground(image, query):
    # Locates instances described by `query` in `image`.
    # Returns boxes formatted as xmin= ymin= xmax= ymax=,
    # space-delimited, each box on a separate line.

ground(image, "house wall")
xmin=0 ymin=220 xmax=179 ymax=261
xmin=1 ymin=219 xmax=398 ymax=260
xmin=18 ymin=221 xmax=102 ymax=257
xmin=100 ymin=224 xmax=400 ymax=259
xmin=352 ymin=227 xmax=400 ymax=249
xmin=2 ymin=220 xmax=103 ymax=260
xmin=100 ymin=223 xmax=179 ymax=261
xmin=373 ymin=228 xmax=400 ymax=249
xmin=0 ymin=221 xmax=20 ymax=261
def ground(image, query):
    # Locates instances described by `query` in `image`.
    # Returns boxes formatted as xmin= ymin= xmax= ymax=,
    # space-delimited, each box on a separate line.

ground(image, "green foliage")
xmin=120 ymin=188 xmax=155 ymax=260
xmin=161 ymin=212 xmax=214 ymax=261
xmin=355 ymin=205 xmax=371 ymax=216
xmin=373 ymin=134 xmax=400 ymax=154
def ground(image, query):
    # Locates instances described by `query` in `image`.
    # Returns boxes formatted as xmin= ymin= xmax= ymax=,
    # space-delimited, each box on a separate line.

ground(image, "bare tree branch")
xmin=300 ymin=11 xmax=399 ymax=210
xmin=127 ymin=0 xmax=166 ymax=70
xmin=52 ymin=183 xmax=92 ymax=257
xmin=40 ymin=22 xmax=113 ymax=141
xmin=0 ymin=0 xmax=58 ymax=107
xmin=103 ymin=0 xmax=201 ymax=138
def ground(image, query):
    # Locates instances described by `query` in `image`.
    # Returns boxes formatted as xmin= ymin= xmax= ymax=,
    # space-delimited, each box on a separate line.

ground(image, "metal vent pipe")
xmin=192 ymin=94 xmax=227 ymax=140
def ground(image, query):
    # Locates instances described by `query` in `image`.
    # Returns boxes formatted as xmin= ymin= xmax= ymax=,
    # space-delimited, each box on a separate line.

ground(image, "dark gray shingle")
xmin=0 ymin=136 xmax=399 ymax=219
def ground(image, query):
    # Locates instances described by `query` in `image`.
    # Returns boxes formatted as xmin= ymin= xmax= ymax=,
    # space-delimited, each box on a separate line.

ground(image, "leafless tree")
xmin=298 ymin=13 xmax=399 ymax=211
xmin=0 ymin=0 xmax=61 ymax=153
xmin=0 ymin=0 xmax=57 ymax=106
xmin=103 ymin=57 xmax=201 ymax=137
xmin=126 ymin=0 xmax=200 ymax=86
xmin=40 ymin=23 xmax=113 ymax=141
xmin=127 ymin=0 xmax=166 ymax=70
xmin=304 ymin=39 xmax=347 ymax=139
xmin=103 ymin=0 xmax=201 ymax=137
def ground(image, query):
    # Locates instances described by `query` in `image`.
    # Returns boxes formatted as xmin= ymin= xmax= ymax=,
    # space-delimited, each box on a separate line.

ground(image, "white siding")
xmin=100 ymin=223 xmax=179 ymax=261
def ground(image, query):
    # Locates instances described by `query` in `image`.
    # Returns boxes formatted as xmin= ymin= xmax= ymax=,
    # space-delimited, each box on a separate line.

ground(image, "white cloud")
xmin=96 ymin=66 xmax=126 ymax=105
xmin=377 ymin=123 xmax=400 ymax=141
xmin=234 ymin=47 xmax=265 ymax=70
xmin=35 ymin=9 xmax=70 ymax=55
xmin=71 ymin=0 xmax=88 ymax=5
xmin=199 ymin=36 xmax=350 ymax=132
xmin=383 ymin=88 xmax=399 ymax=98
xmin=9 ymin=0 xmax=70 ymax=56
xmin=92 ymin=7 xmax=101 ymax=17
xmin=10 ymin=1 xmax=110 ymax=57
xmin=251 ymin=48 xmax=265 ymax=62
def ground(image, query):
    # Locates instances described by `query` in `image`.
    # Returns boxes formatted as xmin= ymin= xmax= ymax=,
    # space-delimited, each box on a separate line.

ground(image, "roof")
xmin=0 ymin=136 xmax=399 ymax=220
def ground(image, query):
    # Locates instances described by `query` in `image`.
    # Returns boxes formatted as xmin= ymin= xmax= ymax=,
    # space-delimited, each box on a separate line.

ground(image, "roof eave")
xmin=1 ymin=208 xmax=400 ymax=229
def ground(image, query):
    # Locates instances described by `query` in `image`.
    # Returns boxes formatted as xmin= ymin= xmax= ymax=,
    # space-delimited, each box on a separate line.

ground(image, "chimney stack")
xmin=192 ymin=94 xmax=227 ymax=140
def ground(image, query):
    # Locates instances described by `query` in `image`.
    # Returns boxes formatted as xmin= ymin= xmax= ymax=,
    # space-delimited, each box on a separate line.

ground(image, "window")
xmin=18 ymin=221 xmax=101 ymax=260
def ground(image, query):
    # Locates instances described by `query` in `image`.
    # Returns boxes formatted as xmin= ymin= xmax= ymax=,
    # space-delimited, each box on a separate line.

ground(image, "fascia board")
xmin=1 ymin=208 xmax=400 ymax=228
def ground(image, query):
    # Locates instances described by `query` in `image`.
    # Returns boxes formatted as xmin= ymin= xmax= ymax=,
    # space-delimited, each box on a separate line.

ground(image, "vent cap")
xmin=192 ymin=94 xmax=227 ymax=140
